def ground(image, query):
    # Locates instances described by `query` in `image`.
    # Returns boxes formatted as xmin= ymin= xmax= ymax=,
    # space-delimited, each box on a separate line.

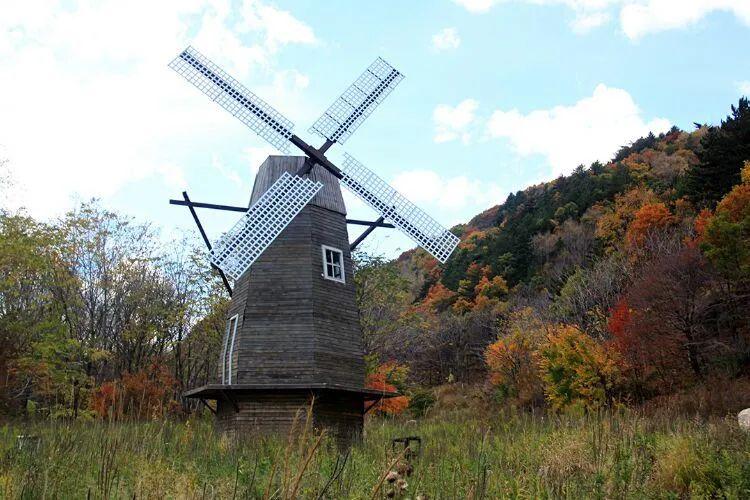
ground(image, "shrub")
xmin=484 ymin=308 xmax=546 ymax=408
xmin=90 ymin=362 xmax=178 ymax=420
xmin=538 ymin=325 xmax=621 ymax=411
xmin=407 ymin=388 xmax=436 ymax=418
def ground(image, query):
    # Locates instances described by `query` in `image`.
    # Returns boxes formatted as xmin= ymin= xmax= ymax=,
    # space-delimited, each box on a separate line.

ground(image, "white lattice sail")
xmin=339 ymin=154 xmax=460 ymax=263
xmin=309 ymin=57 xmax=403 ymax=144
xmin=169 ymin=46 xmax=294 ymax=153
xmin=211 ymin=172 xmax=323 ymax=279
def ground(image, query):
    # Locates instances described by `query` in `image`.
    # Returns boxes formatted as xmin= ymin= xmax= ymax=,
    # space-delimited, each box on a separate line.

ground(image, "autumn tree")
xmin=625 ymin=202 xmax=675 ymax=249
xmin=484 ymin=308 xmax=546 ymax=407
xmin=0 ymin=212 xmax=84 ymax=415
xmin=611 ymin=247 xmax=715 ymax=395
xmin=538 ymin=324 xmax=620 ymax=411
xmin=365 ymin=361 xmax=410 ymax=416
xmin=701 ymin=162 xmax=750 ymax=282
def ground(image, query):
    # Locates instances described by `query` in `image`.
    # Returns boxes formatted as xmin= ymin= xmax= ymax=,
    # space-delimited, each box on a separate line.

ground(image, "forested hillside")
xmin=359 ymin=97 xmax=750 ymax=412
xmin=1 ymin=99 xmax=749 ymax=419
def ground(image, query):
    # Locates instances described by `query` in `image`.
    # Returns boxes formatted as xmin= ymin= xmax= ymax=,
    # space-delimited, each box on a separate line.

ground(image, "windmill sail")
xmin=169 ymin=46 xmax=295 ymax=153
xmin=211 ymin=172 xmax=323 ymax=279
xmin=339 ymin=154 xmax=460 ymax=263
xmin=309 ymin=57 xmax=403 ymax=145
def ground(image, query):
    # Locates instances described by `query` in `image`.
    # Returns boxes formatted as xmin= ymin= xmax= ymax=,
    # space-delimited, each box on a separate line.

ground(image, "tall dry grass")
xmin=0 ymin=405 xmax=748 ymax=498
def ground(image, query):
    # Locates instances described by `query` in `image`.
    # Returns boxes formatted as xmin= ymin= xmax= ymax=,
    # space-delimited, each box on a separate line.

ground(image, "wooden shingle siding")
xmin=249 ymin=156 xmax=347 ymax=215
xmin=213 ymin=156 xmax=367 ymax=446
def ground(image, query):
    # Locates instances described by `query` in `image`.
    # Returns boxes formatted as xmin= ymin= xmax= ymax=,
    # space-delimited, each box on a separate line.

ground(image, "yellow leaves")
xmin=485 ymin=312 xmax=621 ymax=411
xmin=538 ymin=325 xmax=621 ymax=411
xmin=714 ymin=183 xmax=750 ymax=223
xmin=741 ymin=160 xmax=750 ymax=184
xmin=594 ymin=188 xmax=659 ymax=248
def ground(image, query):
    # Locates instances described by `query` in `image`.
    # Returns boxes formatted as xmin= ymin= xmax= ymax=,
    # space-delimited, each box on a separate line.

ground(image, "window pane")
xmin=333 ymin=264 xmax=342 ymax=278
xmin=325 ymin=249 xmax=334 ymax=264
xmin=327 ymin=264 xmax=334 ymax=276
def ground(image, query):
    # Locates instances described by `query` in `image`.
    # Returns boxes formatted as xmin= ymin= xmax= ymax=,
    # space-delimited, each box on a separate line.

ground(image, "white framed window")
xmin=321 ymin=245 xmax=345 ymax=283
xmin=221 ymin=314 xmax=239 ymax=384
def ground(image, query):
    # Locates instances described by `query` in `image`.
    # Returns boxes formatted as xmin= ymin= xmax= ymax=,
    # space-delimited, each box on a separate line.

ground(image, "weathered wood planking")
xmin=215 ymin=390 xmax=363 ymax=447
xmin=212 ymin=156 xmax=367 ymax=445
xmin=249 ymin=155 xmax=347 ymax=214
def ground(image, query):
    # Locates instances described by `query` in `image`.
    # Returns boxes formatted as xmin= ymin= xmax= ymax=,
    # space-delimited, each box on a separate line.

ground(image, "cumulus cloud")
xmin=486 ymin=84 xmax=671 ymax=176
xmin=432 ymin=27 xmax=462 ymax=50
xmin=738 ymin=81 xmax=750 ymax=96
xmin=0 ymin=0 xmax=317 ymax=217
xmin=452 ymin=0 xmax=750 ymax=38
xmin=433 ymin=99 xmax=479 ymax=143
xmin=391 ymin=170 xmax=504 ymax=213
xmin=620 ymin=1 xmax=750 ymax=39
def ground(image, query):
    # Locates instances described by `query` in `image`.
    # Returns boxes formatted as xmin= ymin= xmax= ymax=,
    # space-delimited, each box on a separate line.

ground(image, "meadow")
xmin=1 ymin=401 xmax=749 ymax=499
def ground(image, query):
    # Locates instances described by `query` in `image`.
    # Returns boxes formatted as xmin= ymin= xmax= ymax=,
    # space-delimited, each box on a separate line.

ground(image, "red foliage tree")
xmin=90 ymin=362 xmax=178 ymax=420
xmin=608 ymin=247 xmax=712 ymax=396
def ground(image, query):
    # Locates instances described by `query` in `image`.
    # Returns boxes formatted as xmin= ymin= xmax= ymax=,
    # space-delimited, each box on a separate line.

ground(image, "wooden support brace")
xmin=219 ymin=389 xmax=240 ymax=413
xmin=177 ymin=192 xmax=233 ymax=297
xmin=198 ymin=398 xmax=217 ymax=415
xmin=350 ymin=215 xmax=385 ymax=252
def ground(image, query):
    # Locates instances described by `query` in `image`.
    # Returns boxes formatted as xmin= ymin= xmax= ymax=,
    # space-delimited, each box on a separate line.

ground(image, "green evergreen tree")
xmin=685 ymin=97 xmax=750 ymax=207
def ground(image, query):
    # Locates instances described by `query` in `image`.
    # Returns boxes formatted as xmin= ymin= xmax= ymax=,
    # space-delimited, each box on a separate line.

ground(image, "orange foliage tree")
xmin=625 ymin=202 xmax=675 ymax=248
xmin=365 ymin=361 xmax=410 ymax=416
xmin=484 ymin=308 xmax=545 ymax=407
xmin=417 ymin=282 xmax=457 ymax=313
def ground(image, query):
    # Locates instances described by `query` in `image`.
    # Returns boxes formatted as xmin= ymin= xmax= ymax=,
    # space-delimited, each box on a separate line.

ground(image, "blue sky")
xmin=1 ymin=0 xmax=749 ymax=258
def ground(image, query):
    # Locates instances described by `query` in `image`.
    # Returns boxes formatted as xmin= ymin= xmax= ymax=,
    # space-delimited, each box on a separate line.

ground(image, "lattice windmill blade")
xmin=309 ymin=57 xmax=404 ymax=145
xmin=339 ymin=154 xmax=460 ymax=263
xmin=169 ymin=46 xmax=295 ymax=153
xmin=210 ymin=172 xmax=323 ymax=279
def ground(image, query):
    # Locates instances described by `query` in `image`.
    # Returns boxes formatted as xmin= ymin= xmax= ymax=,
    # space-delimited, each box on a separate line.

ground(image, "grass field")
xmin=1 ymin=403 xmax=749 ymax=500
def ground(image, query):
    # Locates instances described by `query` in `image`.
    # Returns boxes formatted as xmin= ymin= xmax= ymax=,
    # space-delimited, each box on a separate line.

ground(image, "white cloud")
xmin=391 ymin=170 xmax=504 ymax=212
xmin=237 ymin=0 xmax=318 ymax=52
xmin=433 ymin=99 xmax=479 ymax=143
xmin=432 ymin=27 xmax=462 ymax=51
xmin=453 ymin=0 xmax=499 ymax=13
xmin=212 ymin=155 xmax=244 ymax=188
xmin=243 ymin=146 xmax=278 ymax=176
xmin=0 ymin=0 xmax=317 ymax=218
xmin=621 ymin=1 xmax=750 ymax=39
xmin=486 ymin=83 xmax=671 ymax=176
xmin=571 ymin=11 xmax=611 ymax=32
xmin=738 ymin=81 xmax=750 ymax=95
xmin=452 ymin=0 xmax=750 ymax=38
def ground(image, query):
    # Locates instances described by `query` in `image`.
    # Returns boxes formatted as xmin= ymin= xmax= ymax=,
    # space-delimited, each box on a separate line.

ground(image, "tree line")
xmin=358 ymin=98 xmax=750 ymax=413
xmin=0 ymin=202 xmax=228 ymax=418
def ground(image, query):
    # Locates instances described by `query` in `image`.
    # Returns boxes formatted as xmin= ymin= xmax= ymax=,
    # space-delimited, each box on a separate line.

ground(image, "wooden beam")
xmin=178 ymin=192 xmax=233 ymax=296
xmin=170 ymin=198 xmax=246 ymax=213
xmin=346 ymin=219 xmax=394 ymax=228
xmin=350 ymin=215 xmax=385 ymax=252
xmin=198 ymin=398 xmax=217 ymax=415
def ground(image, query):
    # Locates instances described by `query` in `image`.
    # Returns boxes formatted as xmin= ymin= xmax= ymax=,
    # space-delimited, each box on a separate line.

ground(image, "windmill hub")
xmin=169 ymin=46 xmax=459 ymax=445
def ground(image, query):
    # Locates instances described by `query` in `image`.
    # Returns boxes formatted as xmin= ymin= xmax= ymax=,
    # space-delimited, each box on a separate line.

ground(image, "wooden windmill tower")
xmin=168 ymin=47 xmax=459 ymax=444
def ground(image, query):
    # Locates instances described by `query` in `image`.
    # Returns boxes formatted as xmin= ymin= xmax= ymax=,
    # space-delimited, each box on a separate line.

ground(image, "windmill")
xmin=169 ymin=46 xmax=459 ymax=444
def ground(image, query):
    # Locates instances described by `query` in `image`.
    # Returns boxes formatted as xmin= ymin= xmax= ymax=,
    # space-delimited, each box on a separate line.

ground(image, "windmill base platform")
xmin=185 ymin=384 xmax=393 ymax=445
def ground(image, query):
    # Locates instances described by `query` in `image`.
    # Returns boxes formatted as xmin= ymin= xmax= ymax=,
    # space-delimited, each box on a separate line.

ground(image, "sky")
xmin=1 ymin=0 xmax=750 ymax=258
